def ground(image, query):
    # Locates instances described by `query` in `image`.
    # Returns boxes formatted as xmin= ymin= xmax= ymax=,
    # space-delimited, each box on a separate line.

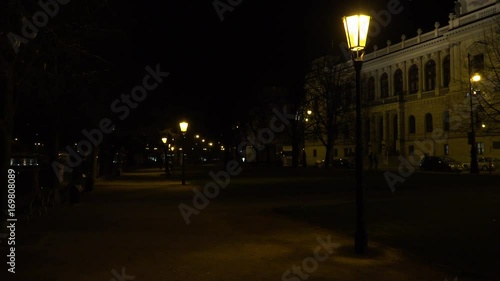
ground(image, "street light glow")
xmin=472 ymin=74 xmax=481 ymax=82
xmin=161 ymin=137 xmax=167 ymax=144
xmin=343 ymin=15 xmax=371 ymax=52
xmin=179 ymin=122 xmax=189 ymax=133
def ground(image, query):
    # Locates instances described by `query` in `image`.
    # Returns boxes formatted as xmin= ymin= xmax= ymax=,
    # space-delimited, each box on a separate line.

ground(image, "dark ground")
xmin=2 ymin=163 xmax=499 ymax=281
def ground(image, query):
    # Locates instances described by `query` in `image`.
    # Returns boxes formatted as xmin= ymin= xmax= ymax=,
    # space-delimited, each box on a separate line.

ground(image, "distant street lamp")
xmin=343 ymin=13 xmax=371 ymax=254
xmin=161 ymin=137 xmax=170 ymax=177
xmin=179 ymin=121 xmax=189 ymax=185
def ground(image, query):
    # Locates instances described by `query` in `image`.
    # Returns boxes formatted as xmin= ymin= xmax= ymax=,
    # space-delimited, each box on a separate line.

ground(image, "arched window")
xmin=442 ymin=55 xmax=450 ymax=88
xmin=394 ymin=69 xmax=403 ymax=96
xmin=409 ymin=115 xmax=416 ymax=134
xmin=379 ymin=116 xmax=384 ymax=140
xmin=425 ymin=113 xmax=433 ymax=133
xmin=365 ymin=118 xmax=371 ymax=141
xmin=368 ymin=76 xmax=375 ymax=101
xmin=380 ymin=73 xmax=389 ymax=98
xmin=409 ymin=64 xmax=419 ymax=94
xmin=443 ymin=111 xmax=450 ymax=131
xmin=393 ymin=115 xmax=398 ymax=142
xmin=475 ymin=105 xmax=484 ymax=129
xmin=425 ymin=60 xmax=436 ymax=91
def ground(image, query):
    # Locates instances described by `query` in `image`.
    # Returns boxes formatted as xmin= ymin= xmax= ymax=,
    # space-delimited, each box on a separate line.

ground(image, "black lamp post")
xmin=343 ymin=14 xmax=371 ymax=254
xmin=179 ymin=121 xmax=189 ymax=185
xmin=468 ymin=53 xmax=481 ymax=174
xmin=161 ymin=137 xmax=171 ymax=177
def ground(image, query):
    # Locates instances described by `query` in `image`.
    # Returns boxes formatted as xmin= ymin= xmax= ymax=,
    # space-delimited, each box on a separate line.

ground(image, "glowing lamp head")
xmin=343 ymin=14 xmax=371 ymax=53
xmin=471 ymin=74 xmax=481 ymax=82
xmin=179 ymin=122 xmax=189 ymax=133
xmin=161 ymin=137 xmax=167 ymax=144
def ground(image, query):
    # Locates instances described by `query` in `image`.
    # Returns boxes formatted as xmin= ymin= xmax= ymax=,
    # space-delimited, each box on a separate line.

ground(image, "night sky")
xmin=23 ymin=0 xmax=456 ymax=139
xmin=117 ymin=0 xmax=454 ymax=134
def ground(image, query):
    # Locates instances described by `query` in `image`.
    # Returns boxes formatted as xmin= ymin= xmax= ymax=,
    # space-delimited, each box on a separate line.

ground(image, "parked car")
xmin=419 ymin=156 xmax=463 ymax=173
xmin=462 ymin=156 xmax=498 ymax=171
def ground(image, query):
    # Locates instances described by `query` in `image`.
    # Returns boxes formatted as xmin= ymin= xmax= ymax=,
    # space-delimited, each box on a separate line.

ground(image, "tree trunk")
xmin=324 ymin=114 xmax=335 ymax=167
xmin=324 ymin=133 xmax=334 ymax=168
xmin=291 ymin=119 xmax=300 ymax=168
xmin=87 ymin=147 xmax=98 ymax=192
xmin=47 ymin=124 xmax=61 ymax=204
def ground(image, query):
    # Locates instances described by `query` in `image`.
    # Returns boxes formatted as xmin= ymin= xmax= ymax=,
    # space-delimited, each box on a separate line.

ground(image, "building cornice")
xmin=361 ymin=3 xmax=499 ymax=71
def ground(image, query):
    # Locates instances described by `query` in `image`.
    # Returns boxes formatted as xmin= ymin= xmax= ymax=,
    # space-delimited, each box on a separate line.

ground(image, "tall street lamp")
xmin=468 ymin=54 xmax=482 ymax=174
xmin=343 ymin=14 xmax=371 ymax=254
xmin=179 ymin=121 xmax=189 ymax=185
xmin=161 ymin=137 xmax=171 ymax=177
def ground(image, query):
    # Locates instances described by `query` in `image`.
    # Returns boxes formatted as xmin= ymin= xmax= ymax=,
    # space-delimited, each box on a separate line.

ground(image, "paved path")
xmin=6 ymin=168 xmax=458 ymax=281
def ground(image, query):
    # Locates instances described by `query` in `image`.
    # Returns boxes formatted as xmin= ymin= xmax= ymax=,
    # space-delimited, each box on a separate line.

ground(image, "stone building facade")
xmin=305 ymin=2 xmax=500 ymax=167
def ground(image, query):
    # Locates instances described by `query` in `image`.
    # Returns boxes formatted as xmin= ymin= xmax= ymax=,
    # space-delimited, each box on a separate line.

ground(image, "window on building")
xmin=493 ymin=142 xmax=500 ymax=149
xmin=477 ymin=142 xmax=484 ymax=155
xmin=409 ymin=145 xmax=415 ymax=155
xmin=365 ymin=118 xmax=371 ymax=142
xmin=443 ymin=55 xmax=450 ymax=87
xmin=409 ymin=64 xmax=419 ymax=94
xmin=444 ymin=144 xmax=449 ymax=155
xmin=368 ymin=76 xmax=375 ymax=101
xmin=471 ymin=54 xmax=485 ymax=72
xmin=380 ymin=73 xmax=389 ymax=98
xmin=394 ymin=69 xmax=403 ymax=96
xmin=475 ymin=106 xmax=484 ymax=129
xmin=379 ymin=116 xmax=384 ymax=140
xmin=443 ymin=111 xmax=450 ymax=131
xmin=425 ymin=113 xmax=433 ymax=132
xmin=393 ymin=116 xmax=398 ymax=142
xmin=409 ymin=115 xmax=416 ymax=134
xmin=313 ymin=149 xmax=317 ymax=157
xmin=425 ymin=60 xmax=436 ymax=91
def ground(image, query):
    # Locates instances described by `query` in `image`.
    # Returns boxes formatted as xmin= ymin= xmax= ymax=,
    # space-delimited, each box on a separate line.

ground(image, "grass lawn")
xmin=172 ymin=164 xmax=500 ymax=279
xmin=273 ymin=171 xmax=500 ymax=280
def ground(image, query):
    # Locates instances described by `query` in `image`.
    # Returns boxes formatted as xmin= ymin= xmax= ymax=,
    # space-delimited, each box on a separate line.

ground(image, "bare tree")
xmin=236 ymin=86 xmax=291 ymax=164
xmin=474 ymin=15 xmax=500 ymax=134
xmin=303 ymin=55 xmax=355 ymax=167
xmin=1 ymin=0 xmax=126 ymax=231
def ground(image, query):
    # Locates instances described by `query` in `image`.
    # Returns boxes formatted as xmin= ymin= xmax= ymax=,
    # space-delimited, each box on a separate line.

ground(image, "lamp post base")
xmin=355 ymin=230 xmax=368 ymax=254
